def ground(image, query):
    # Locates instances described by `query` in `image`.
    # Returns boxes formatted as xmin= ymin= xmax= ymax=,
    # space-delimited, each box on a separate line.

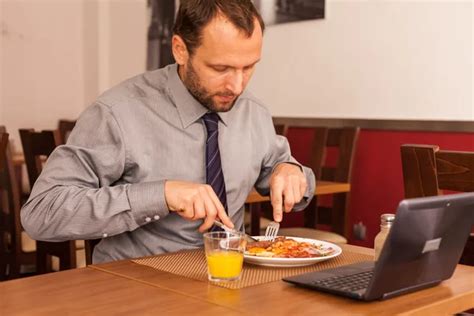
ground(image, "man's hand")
xmin=269 ymin=163 xmax=307 ymax=222
xmin=164 ymin=180 xmax=234 ymax=232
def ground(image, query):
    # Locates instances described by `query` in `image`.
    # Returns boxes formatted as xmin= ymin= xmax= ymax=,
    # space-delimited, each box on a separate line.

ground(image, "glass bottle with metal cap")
xmin=374 ymin=213 xmax=396 ymax=261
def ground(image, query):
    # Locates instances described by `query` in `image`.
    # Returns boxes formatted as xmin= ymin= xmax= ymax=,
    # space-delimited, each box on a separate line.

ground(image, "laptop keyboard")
xmin=312 ymin=270 xmax=374 ymax=292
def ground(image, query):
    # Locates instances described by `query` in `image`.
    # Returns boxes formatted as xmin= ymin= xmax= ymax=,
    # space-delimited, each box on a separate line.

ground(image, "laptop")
xmin=283 ymin=193 xmax=474 ymax=301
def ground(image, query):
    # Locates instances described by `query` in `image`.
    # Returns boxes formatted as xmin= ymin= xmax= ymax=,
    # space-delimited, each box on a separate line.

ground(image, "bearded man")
xmin=21 ymin=0 xmax=315 ymax=263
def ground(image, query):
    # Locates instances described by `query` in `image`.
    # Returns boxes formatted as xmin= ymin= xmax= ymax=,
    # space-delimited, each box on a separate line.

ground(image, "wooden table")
xmin=246 ymin=180 xmax=351 ymax=235
xmin=1 ymin=244 xmax=472 ymax=315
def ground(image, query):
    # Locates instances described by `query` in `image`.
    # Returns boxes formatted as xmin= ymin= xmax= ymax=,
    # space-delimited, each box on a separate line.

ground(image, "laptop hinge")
xmin=381 ymin=280 xmax=441 ymax=300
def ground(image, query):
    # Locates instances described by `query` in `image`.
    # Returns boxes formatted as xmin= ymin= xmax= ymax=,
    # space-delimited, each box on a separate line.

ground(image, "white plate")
xmin=244 ymin=236 xmax=342 ymax=267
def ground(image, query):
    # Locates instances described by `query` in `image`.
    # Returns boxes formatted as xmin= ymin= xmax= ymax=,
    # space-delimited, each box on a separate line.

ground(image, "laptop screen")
xmin=365 ymin=192 xmax=474 ymax=300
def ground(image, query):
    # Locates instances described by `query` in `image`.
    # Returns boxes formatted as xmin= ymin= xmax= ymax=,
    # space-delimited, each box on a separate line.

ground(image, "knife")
xmin=213 ymin=220 xmax=258 ymax=243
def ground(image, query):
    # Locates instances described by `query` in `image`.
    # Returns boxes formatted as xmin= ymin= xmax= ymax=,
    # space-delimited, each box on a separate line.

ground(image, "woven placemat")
xmin=133 ymin=249 xmax=372 ymax=290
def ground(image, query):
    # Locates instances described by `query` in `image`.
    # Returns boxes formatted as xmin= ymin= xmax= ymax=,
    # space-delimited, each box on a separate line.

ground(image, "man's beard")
xmin=182 ymin=61 xmax=238 ymax=112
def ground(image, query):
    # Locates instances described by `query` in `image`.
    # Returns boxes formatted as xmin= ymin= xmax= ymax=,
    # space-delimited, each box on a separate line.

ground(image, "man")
xmin=21 ymin=0 xmax=315 ymax=263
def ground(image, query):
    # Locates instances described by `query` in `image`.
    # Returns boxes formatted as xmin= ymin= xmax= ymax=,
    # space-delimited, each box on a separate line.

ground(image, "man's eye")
xmin=212 ymin=66 xmax=228 ymax=72
xmin=244 ymin=66 xmax=254 ymax=72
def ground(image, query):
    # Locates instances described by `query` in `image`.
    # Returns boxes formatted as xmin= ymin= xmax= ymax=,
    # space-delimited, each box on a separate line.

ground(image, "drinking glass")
xmin=203 ymin=231 xmax=246 ymax=282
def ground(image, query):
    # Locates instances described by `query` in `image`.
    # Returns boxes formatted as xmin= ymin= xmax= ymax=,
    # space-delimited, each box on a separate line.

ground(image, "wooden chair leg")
xmin=59 ymin=254 xmax=73 ymax=271
xmin=249 ymin=203 xmax=262 ymax=236
xmin=303 ymin=198 xmax=318 ymax=228
xmin=0 ymin=261 xmax=7 ymax=280
xmin=332 ymin=193 xmax=350 ymax=239
xmin=460 ymin=234 xmax=474 ymax=266
xmin=37 ymin=240 xmax=77 ymax=273
xmin=8 ymin=258 xmax=21 ymax=279
xmin=85 ymin=239 xmax=101 ymax=266
xmin=36 ymin=241 xmax=50 ymax=274
xmin=59 ymin=241 xmax=76 ymax=271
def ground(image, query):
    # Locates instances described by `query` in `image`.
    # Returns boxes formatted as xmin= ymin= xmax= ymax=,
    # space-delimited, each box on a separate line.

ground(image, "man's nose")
xmin=225 ymin=70 xmax=244 ymax=95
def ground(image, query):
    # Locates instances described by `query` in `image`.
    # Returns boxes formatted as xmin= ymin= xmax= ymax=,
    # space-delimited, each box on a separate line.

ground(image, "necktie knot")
xmin=203 ymin=112 xmax=219 ymax=133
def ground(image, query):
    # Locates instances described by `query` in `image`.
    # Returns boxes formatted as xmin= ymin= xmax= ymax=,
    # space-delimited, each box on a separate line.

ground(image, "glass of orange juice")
xmin=203 ymin=231 xmax=246 ymax=282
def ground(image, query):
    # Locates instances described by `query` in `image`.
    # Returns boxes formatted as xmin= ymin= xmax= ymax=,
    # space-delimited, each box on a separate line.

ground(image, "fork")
xmin=264 ymin=221 xmax=280 ymax=241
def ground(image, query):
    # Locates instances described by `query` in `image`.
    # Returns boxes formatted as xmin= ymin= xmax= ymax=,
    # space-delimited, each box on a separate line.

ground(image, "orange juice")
xmin=206 ymin=250 xmax=243 ymax=280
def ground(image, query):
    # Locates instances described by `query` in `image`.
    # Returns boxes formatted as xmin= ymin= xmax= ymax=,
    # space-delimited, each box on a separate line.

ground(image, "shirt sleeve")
xmin=253 ymin=117 xmax=316 ymax=212
xmin=21 ymin=102 xmax=170 ymax=241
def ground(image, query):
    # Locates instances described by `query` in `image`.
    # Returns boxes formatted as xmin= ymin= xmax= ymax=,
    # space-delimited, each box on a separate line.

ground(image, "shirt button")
xmin=145 ymin=217 xmax=151 ymax=222
xmin=154 ymin=215 xmax=160 ymax=220
xmin=102 ymin=233 xmax=108 ymax=238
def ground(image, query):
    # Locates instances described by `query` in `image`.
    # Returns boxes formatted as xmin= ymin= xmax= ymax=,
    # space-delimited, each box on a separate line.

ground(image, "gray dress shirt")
xmin=21 ymin=64 xmax=316 ymax=263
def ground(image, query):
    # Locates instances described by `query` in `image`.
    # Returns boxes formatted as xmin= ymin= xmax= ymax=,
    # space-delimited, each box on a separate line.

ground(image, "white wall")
xmin=98 ymin=0 xmax=148 ymax=92
xmin=2 ymin=0 xmax=472 ymax=150
xmin=1 ymin=0 xmax=85 ymax=150
xmin=0 ymin=0 xmax=147 ymax=148
xmin=249 ymin=0 xmax=474 ymax=121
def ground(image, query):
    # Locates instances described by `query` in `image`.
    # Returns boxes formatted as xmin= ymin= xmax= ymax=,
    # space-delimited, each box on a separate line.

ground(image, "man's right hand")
xmin=164 ymin=180 xmax=234 ymax=233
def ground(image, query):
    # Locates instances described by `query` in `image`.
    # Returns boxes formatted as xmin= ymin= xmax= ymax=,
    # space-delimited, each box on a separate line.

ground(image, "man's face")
xmin=177 ymin=15 xmax=263 ymax=112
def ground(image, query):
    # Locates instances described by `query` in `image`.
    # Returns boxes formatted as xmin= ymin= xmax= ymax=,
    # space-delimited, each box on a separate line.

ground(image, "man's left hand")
xmin=269 ymin=163 xmax=307 ymax=222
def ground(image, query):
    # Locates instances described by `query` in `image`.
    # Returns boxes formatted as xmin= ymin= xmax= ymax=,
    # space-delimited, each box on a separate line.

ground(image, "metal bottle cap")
xmin=381 ymin=213 xmax=395 ymax=224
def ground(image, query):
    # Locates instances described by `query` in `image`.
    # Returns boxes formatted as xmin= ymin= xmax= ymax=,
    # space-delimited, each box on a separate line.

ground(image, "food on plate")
xmin=245 ymin=237 xmax=335 ymax=258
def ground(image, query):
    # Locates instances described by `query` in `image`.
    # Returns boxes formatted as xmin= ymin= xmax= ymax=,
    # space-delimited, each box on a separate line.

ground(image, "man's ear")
xmin=172 ymin=35 xmax=189 ymax=65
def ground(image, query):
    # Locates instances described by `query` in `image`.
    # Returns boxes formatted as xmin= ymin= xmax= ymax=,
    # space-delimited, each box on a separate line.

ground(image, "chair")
xmin=278 ymin=127 xmax=360 ymax=244
xmin=19 ymin=129 xmax=85 ymax=273
xmin=274 ymin=123 xmax=288 ymax=136
xmin=0 ymin=131 xmax=36 ymax=280
xmin=57 ymin=119 xmax=76 ymax=145
xmin=401 ymin=144 xmax=474 ymax=265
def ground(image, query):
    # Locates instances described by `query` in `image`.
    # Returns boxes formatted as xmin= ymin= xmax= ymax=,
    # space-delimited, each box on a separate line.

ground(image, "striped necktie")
xmin=202 ymin=112 xmax=228 ymax=214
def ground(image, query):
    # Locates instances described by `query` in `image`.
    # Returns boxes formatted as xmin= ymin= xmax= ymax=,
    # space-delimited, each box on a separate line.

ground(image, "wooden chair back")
xmin=305 ymin=127 xmax=360 ymax=238
xmin=57 ymin=119 xmax=76 ymax=145
xmin=401 ymin=144 xmax=474 ymax=197
xmin=19 ymin=128 xmax=76 ymax=273
xmin=307 ymin=127 xmax=360 ymax=182
xmin=401 ymin=144 xmax=474 ymax=265
xmin=274 ymin=124 xmax=288 ymax=136
xmin=0 ymin=129 xmax=35 ymax=279
xmin=19 ymin=129 xmax=60 ymax=187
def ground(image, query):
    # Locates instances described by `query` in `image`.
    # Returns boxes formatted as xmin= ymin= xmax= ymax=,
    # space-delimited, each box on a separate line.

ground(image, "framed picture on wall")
xmin=253 ymin=0 xmax=325 ymax=26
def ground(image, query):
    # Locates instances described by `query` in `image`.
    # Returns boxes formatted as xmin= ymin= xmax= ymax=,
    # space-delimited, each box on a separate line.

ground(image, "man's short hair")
xmin=173 ymin=0 xmax=265 ymax=56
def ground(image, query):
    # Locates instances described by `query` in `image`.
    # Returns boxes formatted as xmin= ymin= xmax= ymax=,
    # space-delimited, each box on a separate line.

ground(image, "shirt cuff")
xmin=271 ymin=157 xmax=303 ymax=173
xmin=127 ymin=180 xmax=170 ymax=225
xmin=293 ymin=165 xmax=316 ymax=211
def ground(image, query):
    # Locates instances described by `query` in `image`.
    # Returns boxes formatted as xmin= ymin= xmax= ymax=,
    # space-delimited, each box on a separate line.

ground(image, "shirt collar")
xmin=167 ymin=64 xmax=238 ymax=128
xmin=167 ymin=64 xmax=208 ymax=128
